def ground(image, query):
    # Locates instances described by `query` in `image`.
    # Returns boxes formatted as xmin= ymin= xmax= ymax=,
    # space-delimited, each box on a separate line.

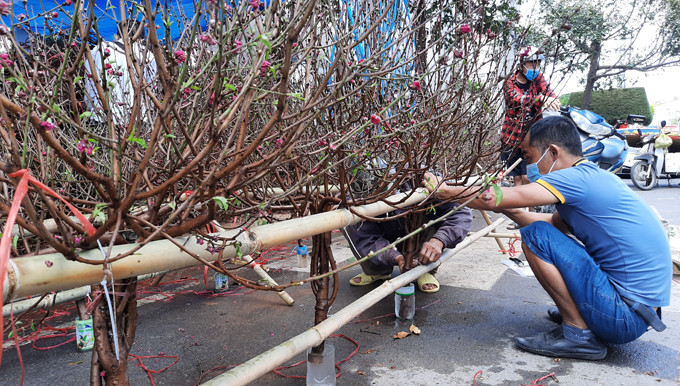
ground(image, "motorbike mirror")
xmin=660 ymin=120 xmax=667 ymax=129
xmin=637 ymin=129 xmax=642 ymax=136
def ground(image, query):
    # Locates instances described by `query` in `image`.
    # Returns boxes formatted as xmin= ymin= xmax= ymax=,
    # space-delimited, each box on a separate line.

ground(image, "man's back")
xmin=537 ymin=160 xmax=672 ymax=307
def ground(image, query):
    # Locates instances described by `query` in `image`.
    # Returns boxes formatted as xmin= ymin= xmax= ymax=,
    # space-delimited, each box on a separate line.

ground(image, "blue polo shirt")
xmin=536 ymin=160 xmax=671 ymax=307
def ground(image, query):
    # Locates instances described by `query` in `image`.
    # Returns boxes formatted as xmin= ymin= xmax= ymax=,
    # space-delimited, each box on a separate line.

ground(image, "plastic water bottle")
xmin=214 ymin=272 xmax=229 ymax=292
xmin=296 ymin=240 xmax=308 ymax=269
xmin=394 ymin=283 xmax=415 ymax=320
xmin=306 ymin=343 xmax=336 ymax=385
xmin=75 ymin=317 xmax=94 ymax=351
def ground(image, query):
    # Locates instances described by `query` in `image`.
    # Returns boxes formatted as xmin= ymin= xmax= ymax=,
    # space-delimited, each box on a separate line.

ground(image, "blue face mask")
xmin=526 ymin=148 xmax=556 ymax=183
xmin=524 ymin=65 xmax=540 ymax=81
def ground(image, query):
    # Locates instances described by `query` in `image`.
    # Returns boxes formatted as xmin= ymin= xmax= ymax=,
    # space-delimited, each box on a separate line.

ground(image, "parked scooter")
xmin=629 ymin=123 xmax=680 ymax=190
xmin=546 ymin=107 xmax=630 ymax=173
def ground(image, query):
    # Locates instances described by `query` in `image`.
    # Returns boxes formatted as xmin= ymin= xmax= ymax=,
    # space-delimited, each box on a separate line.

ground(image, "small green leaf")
xmin=257 ymin=35 xmax=272 ymax=50
xmin=12 ymin=235 xmax=18 ymax=250
xmin=127 ymin=129 xmax=148 ymax=149
xmin=79 ymin=111 xmax=94 ymax=120
xmin=492 ymin=184 xmax=503 ymax=207
xmin=74 ymin=76 xmax=83 ymax=83
xmin=129 ymin=137 xmax=147 ymax=149
xmin=223 ymin=83 xmax=236 ymax=91
xmin=212 ymin=196 xmax=229 ymax=212
xmin=164 ymin=134 xmax=176 ymax=139
xmin=92 ymin=203 xmax=108 ymax=223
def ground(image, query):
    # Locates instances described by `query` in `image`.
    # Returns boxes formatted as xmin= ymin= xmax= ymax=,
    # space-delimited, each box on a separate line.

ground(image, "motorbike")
xmin=546 ymin=107 xmax=631 ymax=173
xmin=629 ymin=124 xmax=680 ymax=190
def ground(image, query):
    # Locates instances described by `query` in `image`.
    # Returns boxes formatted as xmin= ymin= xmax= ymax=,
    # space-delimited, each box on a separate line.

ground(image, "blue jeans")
xmin=520 ymin=221 xmax=650 ymax=344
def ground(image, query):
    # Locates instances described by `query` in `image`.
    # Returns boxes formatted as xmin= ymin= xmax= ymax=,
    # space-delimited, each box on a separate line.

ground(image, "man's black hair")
xmin=528 ymin=116 xmax=583 ymax=156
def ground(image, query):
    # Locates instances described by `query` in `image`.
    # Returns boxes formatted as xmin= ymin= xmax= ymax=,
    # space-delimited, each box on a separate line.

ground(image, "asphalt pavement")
xmin=0 ymin=179 xmax=679 ymax=385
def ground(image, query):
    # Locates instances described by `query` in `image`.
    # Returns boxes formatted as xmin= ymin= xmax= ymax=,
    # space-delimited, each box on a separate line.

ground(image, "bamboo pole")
xmin=3 ymin=189 xmax=430 ymax=302
xmin=485 ymin=232 xmax=522 ymax=239
xmin=2 ymin=286 xmax=91 ymax=317
xmin=241 ymin=254 xmax=295 ymax=306
xmin=480 ymin=210 xmax=507 ymax=254
xmin=1 ymin=271 xmax=168 ymax=316
xmin=200 ymin=218 xmax=505 ymax=386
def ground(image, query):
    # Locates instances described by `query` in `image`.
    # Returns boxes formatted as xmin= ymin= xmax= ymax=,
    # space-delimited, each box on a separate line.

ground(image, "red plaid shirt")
xmin=501 ymin=71 xmax=556 ymax=148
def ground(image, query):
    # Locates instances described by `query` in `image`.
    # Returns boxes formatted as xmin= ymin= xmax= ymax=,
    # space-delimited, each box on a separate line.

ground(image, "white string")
xmin=97 ymin=240 xmax=120 ymax=361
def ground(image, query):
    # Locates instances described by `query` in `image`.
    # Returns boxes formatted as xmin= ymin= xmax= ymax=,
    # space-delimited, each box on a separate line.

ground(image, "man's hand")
xmin=394 ymin=254 xmax=418 ymax=273
xmin=422 ymin=172 xmax=448 ymax=199
xmin=419 ymin=238 xmax=444 ymax=265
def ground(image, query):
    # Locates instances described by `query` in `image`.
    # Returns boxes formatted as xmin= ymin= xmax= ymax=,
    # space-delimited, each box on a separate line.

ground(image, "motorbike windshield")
xmin=569 ymin=108 xmax=613 ymax=136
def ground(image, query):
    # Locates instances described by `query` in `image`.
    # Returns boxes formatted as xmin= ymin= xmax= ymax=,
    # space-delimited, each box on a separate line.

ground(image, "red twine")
xmin=0 ymin=169 xmax=96 ymax=366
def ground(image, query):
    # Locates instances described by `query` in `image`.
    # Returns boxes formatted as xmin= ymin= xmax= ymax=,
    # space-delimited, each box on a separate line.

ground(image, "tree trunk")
xmin=308 ymin=200 xmax=339 ymax=361
xmin=414 ymin=0 xmax=428 ymax=75
xmin=580 ymin=40 xmax=602 ymax=110
xmin=92 ymin=278 xmax=138 ymax=385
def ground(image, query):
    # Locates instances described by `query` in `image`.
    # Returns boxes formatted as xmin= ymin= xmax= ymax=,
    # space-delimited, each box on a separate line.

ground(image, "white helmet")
xmin=518 ymin=46 xmax=545 ymax=62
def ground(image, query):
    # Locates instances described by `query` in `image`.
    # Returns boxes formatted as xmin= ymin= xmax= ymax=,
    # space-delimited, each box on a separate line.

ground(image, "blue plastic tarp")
xmin=2 ymin=0 xmax=210 ymax=41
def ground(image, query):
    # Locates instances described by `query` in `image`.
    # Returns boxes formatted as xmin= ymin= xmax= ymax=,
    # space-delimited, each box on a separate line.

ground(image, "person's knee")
xmin=520 ymin=221 xmax=561 ymax=265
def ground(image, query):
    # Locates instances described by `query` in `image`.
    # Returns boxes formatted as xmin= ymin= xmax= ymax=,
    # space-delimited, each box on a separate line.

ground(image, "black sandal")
xmin=506 ymin=222 xmax=520 ymax=230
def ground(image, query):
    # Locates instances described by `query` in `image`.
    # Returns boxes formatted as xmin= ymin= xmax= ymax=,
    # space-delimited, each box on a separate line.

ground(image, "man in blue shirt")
xmin=424 ymin=116 xmax=671 ymax=360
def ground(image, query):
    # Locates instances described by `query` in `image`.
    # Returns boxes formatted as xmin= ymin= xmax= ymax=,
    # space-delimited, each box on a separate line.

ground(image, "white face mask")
xmin=526 ymin=148 xmax=556 ymax=183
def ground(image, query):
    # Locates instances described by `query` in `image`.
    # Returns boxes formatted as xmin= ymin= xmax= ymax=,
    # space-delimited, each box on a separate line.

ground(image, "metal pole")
xmin=201 ymin=218 xmax=505 ymax=385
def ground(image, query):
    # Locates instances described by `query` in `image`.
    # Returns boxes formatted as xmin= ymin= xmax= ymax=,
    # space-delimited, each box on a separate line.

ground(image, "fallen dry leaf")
xmin=362 ymin=349 xmax=373 ymax=354
xmin=358 ymin=371 xmax=366 ymax=376
xmin=393 ymin=331 xmax=410 ymax=339
xmin=409 ymin=325 xmax=421 ymax=335
xmin=68 ymin=361 xmax=84 ymax=366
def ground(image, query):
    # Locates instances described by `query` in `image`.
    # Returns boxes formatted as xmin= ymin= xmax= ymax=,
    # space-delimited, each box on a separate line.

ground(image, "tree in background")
xmin=536 ymin=0 xmax=680 ymax=109
xmin=567 ymin=87 xmax=653 ymax=124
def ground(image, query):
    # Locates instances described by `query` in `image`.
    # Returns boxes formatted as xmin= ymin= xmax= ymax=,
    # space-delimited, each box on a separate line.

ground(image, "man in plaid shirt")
xmin=501 ymin=46 xmax=561 ymax=188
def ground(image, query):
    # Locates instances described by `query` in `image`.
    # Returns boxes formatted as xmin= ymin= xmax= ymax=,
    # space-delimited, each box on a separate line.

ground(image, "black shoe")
xmin=547 ymin=307 xmax=562 ymax=324
xmin=514 ymin=325 xmax=607 ymax=360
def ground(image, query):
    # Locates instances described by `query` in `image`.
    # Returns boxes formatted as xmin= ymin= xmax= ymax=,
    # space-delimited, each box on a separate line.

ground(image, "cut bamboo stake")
xmin=485 ymin=232 xmax=522 ymax=239
xmin=480 ymin=210 xmax=507 ymax=254
xmin=201 ymin=218 xmax=506 ymax=386
xmin=241 ymin=254 xmax=294 ymax=306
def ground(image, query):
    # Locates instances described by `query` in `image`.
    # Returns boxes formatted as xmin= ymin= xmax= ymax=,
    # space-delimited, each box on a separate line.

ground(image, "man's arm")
xmin=499 ymin=208 xmax=553 ymax=228
xmin=423 ymin=173 xmax=559 ymax=211
xmin=345 ymin=219 xmax=401 ymax=266
xmin=536 ymin=76 xmax=560 ymax=111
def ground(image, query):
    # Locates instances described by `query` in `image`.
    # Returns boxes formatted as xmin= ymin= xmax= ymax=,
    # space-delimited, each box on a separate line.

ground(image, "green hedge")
xmin=567 ymin=87 xmax=653 ymax=125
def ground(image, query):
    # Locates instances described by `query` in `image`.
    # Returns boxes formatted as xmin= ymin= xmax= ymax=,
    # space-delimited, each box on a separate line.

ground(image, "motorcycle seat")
xmin=600 ymin=137 xmax=625 ymax=160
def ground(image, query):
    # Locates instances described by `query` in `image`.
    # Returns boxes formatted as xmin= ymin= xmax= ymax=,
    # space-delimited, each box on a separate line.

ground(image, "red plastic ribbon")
xmin=0 ymin=169 xmax=97 ymax=365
